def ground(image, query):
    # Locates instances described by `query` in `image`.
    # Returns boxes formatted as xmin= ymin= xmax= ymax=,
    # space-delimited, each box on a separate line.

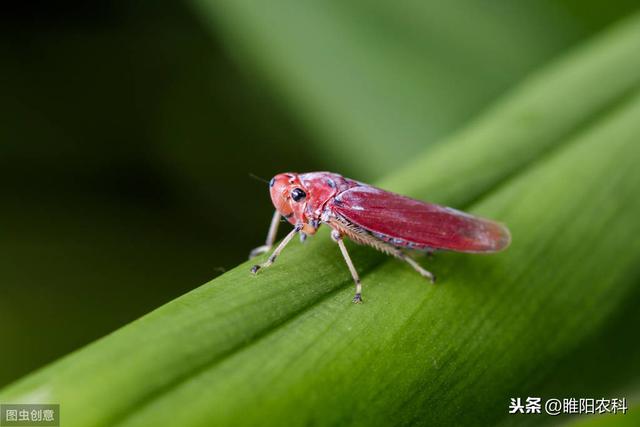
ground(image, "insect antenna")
xmin=248 ymin=173 xmax=270 ymax=184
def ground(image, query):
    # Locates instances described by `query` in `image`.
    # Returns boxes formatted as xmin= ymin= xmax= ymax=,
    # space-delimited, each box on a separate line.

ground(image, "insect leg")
xmin=249 ymin=210 xmax=281 ymax=259
xmin=331 ymin=229 xmax=363 ymax=304
xmin=251 ymin=224 xmax=301 ymax=274
xmin=395 ymin=251 xmax=436 ymax=283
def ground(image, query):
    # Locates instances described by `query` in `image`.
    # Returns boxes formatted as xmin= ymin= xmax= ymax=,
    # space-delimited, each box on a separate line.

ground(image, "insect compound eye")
xmin=291 ymin=188 xmax=306 ymax=202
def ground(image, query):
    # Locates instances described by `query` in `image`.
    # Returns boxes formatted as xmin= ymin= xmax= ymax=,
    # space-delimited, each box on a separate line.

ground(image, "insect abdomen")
xmin=328 ymin=214 xmax=418 ymax=257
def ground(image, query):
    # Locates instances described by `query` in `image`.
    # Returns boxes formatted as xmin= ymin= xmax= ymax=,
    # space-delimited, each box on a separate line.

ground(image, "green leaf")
xmin=192 ymin=0 xmax=598 ymax=178
xmin=3 ymin=11 xmax=640 ymax=427
xmin=569 ymin=403 xmax=639 ymax=427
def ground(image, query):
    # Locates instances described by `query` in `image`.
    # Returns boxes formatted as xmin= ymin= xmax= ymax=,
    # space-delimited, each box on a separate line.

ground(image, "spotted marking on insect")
xmin=250 ymin=172 xmax=511 ymax=303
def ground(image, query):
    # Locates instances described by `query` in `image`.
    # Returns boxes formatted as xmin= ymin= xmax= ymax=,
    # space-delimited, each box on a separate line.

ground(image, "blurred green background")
xmin=1 ymin=0 xmax=638 ymax=391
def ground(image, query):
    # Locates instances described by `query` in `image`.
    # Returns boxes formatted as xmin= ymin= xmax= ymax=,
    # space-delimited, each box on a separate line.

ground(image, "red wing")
xmin=330 ymin=186 xmax=511 ymax=253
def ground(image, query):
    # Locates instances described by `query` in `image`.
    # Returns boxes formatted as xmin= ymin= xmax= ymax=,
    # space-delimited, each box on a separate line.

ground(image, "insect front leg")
xmin=249 ymin=210 xmax=281 ymax=259
xmin=251 ymin=224 xmax=302 ymax=274
xmin=330 ymin=229 xmax=363 ymax=304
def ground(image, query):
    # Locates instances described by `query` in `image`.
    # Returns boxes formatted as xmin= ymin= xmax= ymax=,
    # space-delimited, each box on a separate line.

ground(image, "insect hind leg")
xmin=394 ymin=250 xmax=436 ymax=283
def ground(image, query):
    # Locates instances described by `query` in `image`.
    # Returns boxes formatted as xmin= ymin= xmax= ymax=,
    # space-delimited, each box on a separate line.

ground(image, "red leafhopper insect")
xmin=250 ymin=172 xmax=511 ymax=303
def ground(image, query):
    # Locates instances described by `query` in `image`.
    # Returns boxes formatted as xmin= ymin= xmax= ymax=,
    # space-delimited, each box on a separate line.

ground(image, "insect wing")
xmin=330 ymin=186 xmax=510 ymax=253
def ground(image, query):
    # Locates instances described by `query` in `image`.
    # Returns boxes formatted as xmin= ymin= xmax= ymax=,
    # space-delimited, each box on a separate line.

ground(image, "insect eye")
xmin=291 ymin=188 xmax=306 ymax=202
